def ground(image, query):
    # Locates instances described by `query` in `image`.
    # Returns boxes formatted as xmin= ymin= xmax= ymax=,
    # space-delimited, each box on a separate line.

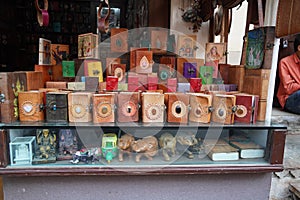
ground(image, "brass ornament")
xmin=96 ymin=102 xmax=112 ymax=118
xmin=145 ymin=103 xmax=162 ymax=120
xmin=121 ymin=101 xmax=137 ymax=117
xmin=235 ymin=105 xmax=247 ymax=118
xmin=171 ymin=101 xmax=187 ymax=118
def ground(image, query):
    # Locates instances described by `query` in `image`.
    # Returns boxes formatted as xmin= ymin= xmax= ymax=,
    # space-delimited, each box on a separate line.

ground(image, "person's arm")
xmin=279 ymin=59 xmax=300 ymax=95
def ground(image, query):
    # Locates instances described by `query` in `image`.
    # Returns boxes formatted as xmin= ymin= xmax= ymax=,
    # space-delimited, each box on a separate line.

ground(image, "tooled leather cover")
xmin=276 ymin=0 xmax=300 ymax=38
xmin=142 ymin=93 xmax=165 ymax=123
xmin=92 ymin=94 xmax=115 ymax=123
xmin=130 ymin=47 xmax=148 ymax=70
xmin=68 ymin=92 xmax=92 ymax=122
xmin=46 ymin=92 xmax=69 ymax=122
xmin=117 ymin=92 xmax=139 ymax=122
xmin=211 ymin=94 xmax=236 ymax=124
xmin=167 ymin=93 xmax=189 ymax=123
xmin=111 ymin=28 xmax=128 ymax=52
xmin=18 ymin=91 xmax=44 ymax=122
xmin=0 ymin=72 xmax=14 ymax=102
xmin=234 ymin=94 xmax=259 ymax=124
xmin=158 ymin=64 xmax=175 ymax=83
xmin=106 ymin=57 xmax=121 ymax=76
xmin=26 ymin=71 xmax=44 ymax=90
xmin=135 ymin=50 xmax=153 ymax=74
xmin=189 ymin=93 xmax=212 ymax=123
xmin=160 ymin=56 xmax=176 ymax=68
xmin=112 ymin=64 xmax=126 ymax=82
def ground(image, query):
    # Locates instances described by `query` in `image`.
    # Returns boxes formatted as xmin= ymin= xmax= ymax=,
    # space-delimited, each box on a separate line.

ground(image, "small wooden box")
xmin=67 ymin=82 xmax=85 ymax=91
xmin=106 ymin=76 xmax=118 ymax=91
xmin=211 ymin=94 xmax=236 ymax=124
xmin=111 ymin=64 xmax=126 ymax=82
xmin=142 ymin=93 xmax=165 ymax=123
xmin=46 ymin=81 xmax=67 ymax=89
xmin=18 ymin=91 xmax=44 ymax=122
xmin=228 ymin=65 xmax=245 ymax=91
xmin=166 ymin=93 xmax=189 ymax=123
xmin=190 ymin=78 xmax=202 ymax=92
xmin=85 ymin=77 xmax=99 ymax=92
xmin=26 ymin=71 xmax=44 ymax=90
xmin=117 ymin=92 xmax=140 ymax=122
xmin=34 ymin=65 xmax=53 ymax=86
xmin=135 ymin=50 xmax=153 ymax=74
xmin=83 ymin=59 xmax=103 ymax=82
xmin=105 ymin=57 xmax=121 ymax=76
xmin=257 ymin=100 xmax=267 ymax=121
xmin=0 ymin=101 xmax=16 ymax=123
xmin=234 ymin=93 xmax=259 ymax=124
xmin=45 ymin=92 xmax=69 ymax=122
xmin=189 ymin=93 xmax=212 ymax=123
xmin=177 ymin=58 xmax=204 ymax=83
xmin=68 ymin=92 xmax=92 ymax=122
xmin=110 ymin=28 xmax=128 ymax=52
xmin=0 ymin=72 xmax=14 ymax=102
xmin=78 ymin=33 xmax=98 ymax=59
xmin=92 ymin=94 xmax=115 ymax=123
xmin=242 ymin=69 xmax=270 ymax=100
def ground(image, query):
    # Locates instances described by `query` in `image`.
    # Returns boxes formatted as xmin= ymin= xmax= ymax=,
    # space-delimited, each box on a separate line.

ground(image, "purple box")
xmin=183 ymin=62 xmax=197 ymax=78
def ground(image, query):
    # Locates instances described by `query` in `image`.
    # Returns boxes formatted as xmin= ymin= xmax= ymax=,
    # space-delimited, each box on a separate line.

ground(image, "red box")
xmin=167 ymin=78 xmax=177 ymax=92
xmin=147 ymin=75 xmax=158 ymax=90
xmin=106 ymin=76 xmax=118 ymax=91
xmin=190 ymin=78 xmax=202 ymax=92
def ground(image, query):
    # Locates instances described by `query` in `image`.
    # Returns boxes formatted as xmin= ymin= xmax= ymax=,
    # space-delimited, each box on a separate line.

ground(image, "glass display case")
xmin=0 ymin=121 xmax=287 ymax=176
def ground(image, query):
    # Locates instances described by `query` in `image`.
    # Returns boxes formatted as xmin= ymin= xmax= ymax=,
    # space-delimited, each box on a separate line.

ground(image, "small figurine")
xmin=70 ymin=147 xmax=101 ymax=164
xmin=131 ymin=136 xmax=158 ymax=162
xmin=33 ymin=129 xmax=57 ymax=164
xmin=118 ymin=133 xmax=135 ymax=162
xmin=101 ymin=133 xmax=118 ymax=163
xmin=177 ymin=132 xmax=201 ymax=159
xmin=159 ymin=132 xmax=177 ymax=161
xmin=58 ymin=129 xmax=78 ymax=160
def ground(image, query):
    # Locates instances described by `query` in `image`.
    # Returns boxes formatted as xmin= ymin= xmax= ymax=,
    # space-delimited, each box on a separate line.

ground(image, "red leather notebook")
xmin=234 ymin=93 xmax=259 ymax=124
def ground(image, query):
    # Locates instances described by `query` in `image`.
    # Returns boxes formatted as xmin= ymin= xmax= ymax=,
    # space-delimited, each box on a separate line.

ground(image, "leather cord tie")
xmin=97 ymin=0 xmax=110 ymax=34
xmin=35 ymin=0 xmax=49 ymax=27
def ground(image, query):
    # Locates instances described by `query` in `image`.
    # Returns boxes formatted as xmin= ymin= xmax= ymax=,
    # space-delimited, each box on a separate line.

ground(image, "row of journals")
xmin=14 ymin=90 xmax=259 ymax=124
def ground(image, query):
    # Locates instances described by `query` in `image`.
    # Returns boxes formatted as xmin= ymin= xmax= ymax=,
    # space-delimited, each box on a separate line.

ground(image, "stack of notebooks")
xmin=227 ymin=134 xmax=265 ymax=159
xmin=204 ymin=134 xmax=265 ymax=161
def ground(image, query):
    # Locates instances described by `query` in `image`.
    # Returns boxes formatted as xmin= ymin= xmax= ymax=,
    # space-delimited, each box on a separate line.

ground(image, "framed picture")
xmin=151 ymin=30 xmax=168 ymax=53
xmin=38 ymin=38 xmax=51 ymax=65
xmin=177 ymin=35 xmax=197 ymax=58
xmin=205 ymin=43 xmax=227 ymax=78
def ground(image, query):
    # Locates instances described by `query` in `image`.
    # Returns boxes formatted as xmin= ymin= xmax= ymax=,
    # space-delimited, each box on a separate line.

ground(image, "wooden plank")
xmin=289 ymin=182 xmax=300 ymax=199
xmin=0 ymin=130 xmax=8 ymax=168
xmin=266 ymin=129 xmax=287 ymax=164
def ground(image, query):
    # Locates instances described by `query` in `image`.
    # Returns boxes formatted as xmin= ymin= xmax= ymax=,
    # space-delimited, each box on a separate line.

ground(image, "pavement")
xmin=270 ymin=108 xmax=300 ymax=200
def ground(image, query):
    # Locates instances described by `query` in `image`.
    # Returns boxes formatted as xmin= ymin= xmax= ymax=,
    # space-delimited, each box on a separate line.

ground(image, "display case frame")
xmin=0 ymin=121 xmax=287 ymax=177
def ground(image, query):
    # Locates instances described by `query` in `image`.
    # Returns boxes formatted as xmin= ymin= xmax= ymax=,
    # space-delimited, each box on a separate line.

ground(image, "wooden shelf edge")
xmin=0 ymin=164 xmax=283 ymax=177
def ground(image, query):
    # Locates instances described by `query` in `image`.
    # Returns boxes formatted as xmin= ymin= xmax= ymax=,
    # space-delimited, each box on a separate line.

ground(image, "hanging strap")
xmin=97 ymin=0 xmax=111 ymax=34
xmin=35 ymin=0 xmax=49 ymax=27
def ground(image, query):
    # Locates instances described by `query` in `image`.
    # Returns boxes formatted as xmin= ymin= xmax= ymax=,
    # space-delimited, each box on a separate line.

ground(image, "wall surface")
xmin=3 ymin=174 xmax=272 ymax=200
